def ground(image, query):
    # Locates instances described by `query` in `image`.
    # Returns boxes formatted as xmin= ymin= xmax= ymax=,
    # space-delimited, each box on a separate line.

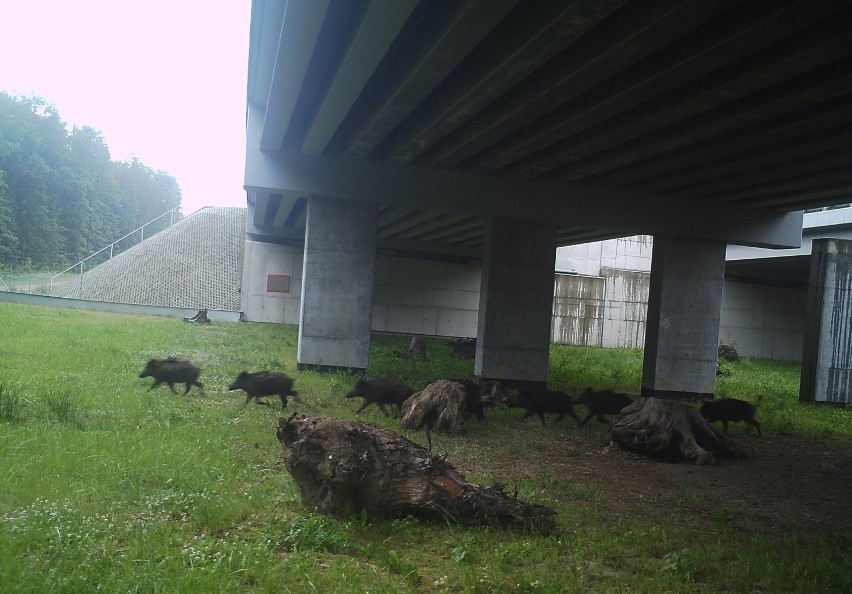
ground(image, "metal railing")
xmin=49 ymin=206 xmax=182 ymax=294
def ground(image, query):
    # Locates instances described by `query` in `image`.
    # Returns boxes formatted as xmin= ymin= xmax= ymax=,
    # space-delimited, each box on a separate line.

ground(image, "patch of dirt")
xmin=452 ymin=422 xmax=852 ymax=535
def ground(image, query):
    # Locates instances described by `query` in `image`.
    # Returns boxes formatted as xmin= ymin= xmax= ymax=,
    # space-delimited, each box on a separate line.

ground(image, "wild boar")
xmin=228 ymin=370 xmax=299 ymax=410
xmin=345 ymin=379 xmax=414 ymax=416
xmin=700 ymin=397 xmax=762 ymax=436
xmin=448 ymin=378 xmax=485 ymax=421
xmin=574 ymin=388 xmax=634 ymax=426
xmin=139 ymin=358 xmax=204 ymax=395
xmin=510 ymin=389 xmax=580 ymax=426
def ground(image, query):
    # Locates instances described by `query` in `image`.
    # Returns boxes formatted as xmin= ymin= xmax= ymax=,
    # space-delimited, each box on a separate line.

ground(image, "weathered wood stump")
xmin=393 ymin=335 xmax=427 ymax=360
xmin=184 ymin=308 xmax=211 ymax=323
xmin=448 ymin=337 xmax=476 ymax=359
xmin=277 ymin=414 xmax=557 ymax=534
xmin=610 ymin=398 xmax=745 ymax=464
xmin=400 ymin=380 xmax=468 ymax=435
xmin=476 ymin=378 xmax=516 ymax=408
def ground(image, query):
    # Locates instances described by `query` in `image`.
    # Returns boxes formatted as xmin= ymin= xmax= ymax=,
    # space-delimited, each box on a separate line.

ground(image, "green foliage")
xmin=0 ymin=301 xmax=849 ymax=592
xmin=547 ymin=343 xmax=644 ymax=394
xmin=0 ymin=382 xmax=22 ymax=422
xmin=0 ymin=93 xmax=182 ymax=270
xmin=279 ymin=514 xmax=355 ymax=553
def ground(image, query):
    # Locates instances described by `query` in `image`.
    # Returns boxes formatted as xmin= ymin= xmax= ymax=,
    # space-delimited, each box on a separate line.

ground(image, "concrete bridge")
xmin=242 ymin=0 xmax=852 ymax=403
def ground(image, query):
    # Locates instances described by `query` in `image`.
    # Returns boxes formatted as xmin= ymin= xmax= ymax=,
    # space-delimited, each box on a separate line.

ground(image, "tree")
xmin=0 ymin=93 xmax=185 ymax=269
xmin=0 ymin=172 xmax=18 ymax=263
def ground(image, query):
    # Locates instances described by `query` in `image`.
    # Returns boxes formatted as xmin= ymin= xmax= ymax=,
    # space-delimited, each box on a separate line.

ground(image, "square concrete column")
xmin=641 ymin=237 xmax=726 ymax=399
xmin=800 ymin=238 xmax=852 ymax=404
xmin=297 ymin=197 xmax=378 ymax=371
xmin=475 ymin=218 xmax=557 ymax=386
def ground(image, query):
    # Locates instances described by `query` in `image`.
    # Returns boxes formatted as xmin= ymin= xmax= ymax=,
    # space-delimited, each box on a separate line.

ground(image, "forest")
xmin=0 ymin=92 xmax=182 ymax=271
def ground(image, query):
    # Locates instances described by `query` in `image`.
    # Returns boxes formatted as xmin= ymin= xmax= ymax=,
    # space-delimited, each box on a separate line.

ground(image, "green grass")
xmin=0 ymin=301 xmax=849 ymax=592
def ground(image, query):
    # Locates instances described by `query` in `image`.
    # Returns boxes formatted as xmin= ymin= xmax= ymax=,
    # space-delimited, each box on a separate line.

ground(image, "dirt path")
xmin=454 ymin=426 xmax=852 ymax=535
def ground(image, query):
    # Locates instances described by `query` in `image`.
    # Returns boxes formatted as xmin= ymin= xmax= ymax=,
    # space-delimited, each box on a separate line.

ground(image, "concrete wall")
xmin=556 ymin=235 xmax=653 ymax=276
xmin=240 ymin=240 xmax=304 ymax=324
xmin=0 ymin=290 xmax=241 ymax=322
xmin=240 ymin=242 xmax=480 ymax=337
xmin=719 ymin=281 xmax=806 ymax=362
xmin=552 ymin=236 xmax=652 ymax=350
xmin=601 ymin=267 xmax=650 ymax=349
xmin=372 ymin=256 xmax=480 ymax=337
xmin=551 ymin=274 xmax=605 ymax=347
xmin=241 ymin=237 xmax=808 ymax=362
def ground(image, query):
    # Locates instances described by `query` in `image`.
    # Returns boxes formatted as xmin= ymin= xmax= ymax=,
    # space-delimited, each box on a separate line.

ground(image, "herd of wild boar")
xmin=138 ymin=357 xmax=762 ymax=437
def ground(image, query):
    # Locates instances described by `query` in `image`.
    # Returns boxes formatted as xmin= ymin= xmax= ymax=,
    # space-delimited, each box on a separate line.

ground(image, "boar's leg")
xmin=353 ymin=400 xmax=371 ymax=414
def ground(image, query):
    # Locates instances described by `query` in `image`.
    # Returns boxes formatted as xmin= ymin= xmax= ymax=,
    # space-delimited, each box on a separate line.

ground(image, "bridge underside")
xmin=243 ymin=0 xmax=852 ymax=399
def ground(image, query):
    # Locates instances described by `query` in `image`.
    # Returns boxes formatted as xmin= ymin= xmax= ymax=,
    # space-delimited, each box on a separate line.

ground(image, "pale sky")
xmin=0 ymin=1 xmax=252 ymax=215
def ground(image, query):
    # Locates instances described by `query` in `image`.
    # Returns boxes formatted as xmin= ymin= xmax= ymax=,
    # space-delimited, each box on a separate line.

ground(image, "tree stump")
xmin=277 ymin=414 xmax=557 ymax=534
xmin=184 ymin=309 xmax=211 ymax=323
xmin=393 ymin=335 xmax=427 ymax=360
xmin=400 ymin=380 xmax=468 ymax=435
xmin=448 ymin=338 xmax=476 ymax=359
xmin=610 ymin=398 xmax=745 ymax=464
xmin=476 ymin=378 xmax=516 ymax=408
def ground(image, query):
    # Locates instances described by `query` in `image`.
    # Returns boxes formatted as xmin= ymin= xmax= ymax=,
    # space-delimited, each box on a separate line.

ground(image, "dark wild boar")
xmin=700 ymin=396 xmax=762 ymax=436
xmin=574 ymin=388 xmax=634 ymax=426
xmin=139 ymin=358 xmax=204 ymax=395
xmin=511 ymin=389 xmax=580 ymax=426
xmin=448 ymin=378 xmax=485 ymax=421
xmin=346 ymin=379 xmax=414 ymax=416
xmin=228 ymin=370 xmax=299 ymax=410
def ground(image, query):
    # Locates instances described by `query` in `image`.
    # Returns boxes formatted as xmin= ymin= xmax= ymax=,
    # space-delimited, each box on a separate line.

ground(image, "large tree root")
xmin=277 ymin=414 xmax=557 ymax=534
xmin=400 ymin=379 xmax=468 ymax=435
xmin=610 ymin=397 xmax=746 ymax=464
xmin=393 ymin=335 xmax=427 ymax=360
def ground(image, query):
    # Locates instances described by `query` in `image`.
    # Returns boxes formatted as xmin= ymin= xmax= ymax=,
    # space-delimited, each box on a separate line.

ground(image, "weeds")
xmin=43 ymin=388 xmax=82 ymax=426
xmin=0 ymin=382 xmax=23 ymax=422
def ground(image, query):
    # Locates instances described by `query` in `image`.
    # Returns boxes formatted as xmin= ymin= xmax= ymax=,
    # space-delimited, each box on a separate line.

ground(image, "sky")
xmin=0 ymin=1 xmax=252 ymax=214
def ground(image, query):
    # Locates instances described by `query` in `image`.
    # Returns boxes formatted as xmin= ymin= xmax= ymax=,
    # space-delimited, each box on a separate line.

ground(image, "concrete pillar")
xmin=641 ymin=237 xmax=726 ymax=399
xmin=800 ymin=238 xmax=852 ymax=404
xmin=297 ymin=197 xmax=378 ymax=371
xmin=475 ymin=218 xmax=557 ymax=387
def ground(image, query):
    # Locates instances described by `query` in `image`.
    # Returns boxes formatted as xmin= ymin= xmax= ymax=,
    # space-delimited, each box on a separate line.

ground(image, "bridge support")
xmin=475 ymin=218 xmax=557 ymax=388
xmin=297 ymin=197 xmax=378 ymax=372
xmin=641 ymin=237 xmax=726 ymax=400
xmin=800 ymin=238 xmax=852 ymax=404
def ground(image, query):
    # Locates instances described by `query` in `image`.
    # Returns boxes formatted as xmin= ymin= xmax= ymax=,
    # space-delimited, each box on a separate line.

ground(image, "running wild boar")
xmin=510 ymin=389 xmax=581 ymax=426
xmin=345 ymin=379 xmax=414 ymax=416
xmin=448 ymin=378 xmax=486 ymax=421
xmin=228 ymin=370 xmax=299 ymax=410
xmin=699 ymin=396 xmax=762 ymax=436
xmin=139 ymin=358 xmax=204 ymax=395
xmin=574 ymin=388 xmax=634 ymax=426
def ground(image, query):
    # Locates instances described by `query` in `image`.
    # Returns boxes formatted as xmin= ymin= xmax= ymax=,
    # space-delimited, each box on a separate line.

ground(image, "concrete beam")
xmin=245 ymin=149 xmax=803 ymax=248
xmin=301 ymin=0 xmax=418 ymax=155
xmin=260 ymin=0 xmax=330 ymax=151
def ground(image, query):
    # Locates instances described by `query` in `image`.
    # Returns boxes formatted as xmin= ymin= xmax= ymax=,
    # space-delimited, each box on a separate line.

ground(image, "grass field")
xmin=0 ymin=301 xmax=849 ymax=593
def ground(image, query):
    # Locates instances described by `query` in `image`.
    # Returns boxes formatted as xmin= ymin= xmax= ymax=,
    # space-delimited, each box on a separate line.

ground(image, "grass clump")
xmin=0 ymin=382 xmax=23 ymax=423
